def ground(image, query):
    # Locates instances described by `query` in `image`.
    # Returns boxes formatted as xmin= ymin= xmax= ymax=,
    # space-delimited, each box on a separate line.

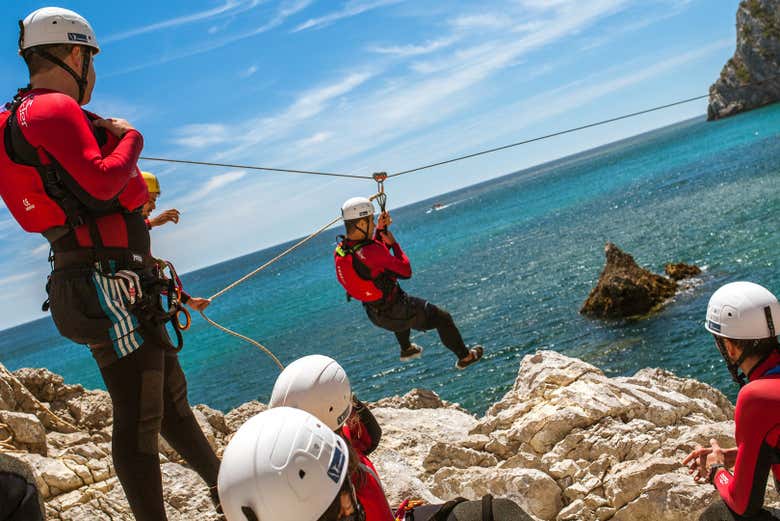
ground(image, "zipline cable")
xmin=139 ymin=75 xmax=780 ymax=183
xmin=138 ymin=156 xmax=371 ymax=180
xmin=388 ymin=94 xmax=710 ymax=178
xmin=389 ymin=74 xmax=780 ymax=178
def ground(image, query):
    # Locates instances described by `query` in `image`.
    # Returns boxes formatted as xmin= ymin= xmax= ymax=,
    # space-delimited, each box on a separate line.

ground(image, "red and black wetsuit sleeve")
xmin=713 ymin=375 xmax=780 ymax=516
xmin=360 ymin=239 xmax=412 ymax=280
xmin=346 ymin=399 xmax=382 ymax=456
xmin=20 ymin=91 xmax=143 ymax=201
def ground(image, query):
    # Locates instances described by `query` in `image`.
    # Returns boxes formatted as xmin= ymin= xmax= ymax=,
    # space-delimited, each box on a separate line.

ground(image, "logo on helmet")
xmin=336 ymin=406 xmax=350 ymax=427
xmin=67 ymin=32 xmax=89 ymax=43
xmin=327 ymin=445 xmax=345 ymax=483
xmin=708 ymin=320 xmax=722 ymax=333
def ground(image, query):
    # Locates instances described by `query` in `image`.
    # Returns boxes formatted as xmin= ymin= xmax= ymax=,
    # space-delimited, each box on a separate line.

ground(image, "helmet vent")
xmin=299 ymin=470 xmax=306 ymax=479
xmin=329 ymin=406 xmax=334 ymax=412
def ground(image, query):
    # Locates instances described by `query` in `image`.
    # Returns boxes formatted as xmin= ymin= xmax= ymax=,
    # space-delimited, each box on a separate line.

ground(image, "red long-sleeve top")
xmin=713 ymin=351 xmax=780 ymax=515
xmin=347 ymin=237 xmax=412 ymax=280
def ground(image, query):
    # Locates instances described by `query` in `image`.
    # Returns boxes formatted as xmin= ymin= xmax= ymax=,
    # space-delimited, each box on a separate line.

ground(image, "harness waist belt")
xmin=53 ymin=249 xmax=154 ymax=271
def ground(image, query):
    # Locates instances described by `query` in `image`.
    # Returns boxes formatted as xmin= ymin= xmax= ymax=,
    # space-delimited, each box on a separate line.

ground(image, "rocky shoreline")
xmin=1 ymin=351 xmax=778 ymax=520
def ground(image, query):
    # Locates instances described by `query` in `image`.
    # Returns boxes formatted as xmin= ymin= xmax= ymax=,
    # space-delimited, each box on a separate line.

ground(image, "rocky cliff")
xmin=708 ymin=0 xmax=780 ymax=120
xmin=1 ymin=352 xmax=777 ymax=520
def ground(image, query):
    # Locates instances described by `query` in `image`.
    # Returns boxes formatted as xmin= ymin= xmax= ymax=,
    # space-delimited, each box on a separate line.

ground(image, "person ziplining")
xmin=335 ymin=195 xmax=483 ymax=369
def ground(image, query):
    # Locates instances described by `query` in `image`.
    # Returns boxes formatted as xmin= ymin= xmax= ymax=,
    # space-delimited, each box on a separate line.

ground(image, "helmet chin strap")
xmin=714 ymin=335 xmax=748 ymax=387
xmin=27 ymin=46 xmax=91 ymax=104
xmin=355 ymin=217 xmax=372 ymax=241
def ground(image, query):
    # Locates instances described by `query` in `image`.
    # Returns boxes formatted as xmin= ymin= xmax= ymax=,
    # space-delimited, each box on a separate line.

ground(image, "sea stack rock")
xmin=707 ymin=0 xmax=780 ymax=120
xmin=664 ymin=263 xmax=702 ymax=281
xmin=580 ymin=243 xmax=680 ymax=319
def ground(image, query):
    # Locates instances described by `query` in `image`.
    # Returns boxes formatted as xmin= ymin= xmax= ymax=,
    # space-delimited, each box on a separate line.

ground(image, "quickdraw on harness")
xmin=97 ymin=258 xmax=190 ymax=352
xmin=157 ymin=259 xmax=192 ymax=331
xmin=394 ymin=499 xmax=427 ymax=521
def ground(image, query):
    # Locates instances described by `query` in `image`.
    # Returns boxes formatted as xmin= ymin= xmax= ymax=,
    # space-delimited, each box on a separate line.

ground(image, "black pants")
xmin=95 ymin=330 xmax=220 ymax=521
xmin=0 ymin=472 xmax=44 ymax=521
xmin=699 ymin=501 xmax=780 ymax=521
xmin=364 ymin=293 xmax=469 ymax=359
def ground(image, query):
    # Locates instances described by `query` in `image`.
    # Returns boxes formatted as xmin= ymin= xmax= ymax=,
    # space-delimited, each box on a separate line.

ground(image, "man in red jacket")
xmin=335 ymin=197 xmax=482 ymax=368
xmin=683 ymin=282 xmax=780 ymax=520
xmin=0 ymin=8 xmax=220 ymax=520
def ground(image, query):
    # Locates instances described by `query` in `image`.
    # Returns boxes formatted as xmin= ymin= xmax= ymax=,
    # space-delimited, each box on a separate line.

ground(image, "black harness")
xmin=337 ymin=236 xmax=398 ymax=303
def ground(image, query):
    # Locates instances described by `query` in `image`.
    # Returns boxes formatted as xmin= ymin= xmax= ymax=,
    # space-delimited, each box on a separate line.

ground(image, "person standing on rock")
xmin=263 ymin=354 xmax=533 ymax=521
xmin=335 ymin=197 xmax=483 ymax=369
xmin=0 ymin=8 xmax=220 ymax=520
xmin=683 ymin=282 xmax=780 ymax=521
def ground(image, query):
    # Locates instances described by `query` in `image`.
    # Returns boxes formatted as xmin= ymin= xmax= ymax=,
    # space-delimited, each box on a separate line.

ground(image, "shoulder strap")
xmin=481 ymin=495 xmax=494 ymax=521
xmin=4 ymin=96 xmax=42 ymax=167
xmin=431 ymin=498 xmax=467 ymax=521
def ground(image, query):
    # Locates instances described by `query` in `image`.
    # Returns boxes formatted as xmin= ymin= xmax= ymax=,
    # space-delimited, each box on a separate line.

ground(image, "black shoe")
xmin=400 ymin=343 xmax=423 ymax=361
xmin=456 ymin=346 xmax=484 ymax=370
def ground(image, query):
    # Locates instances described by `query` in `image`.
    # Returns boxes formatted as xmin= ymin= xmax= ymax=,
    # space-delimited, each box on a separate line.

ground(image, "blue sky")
xmin=0 ymin=0 xmax=740 ymax=329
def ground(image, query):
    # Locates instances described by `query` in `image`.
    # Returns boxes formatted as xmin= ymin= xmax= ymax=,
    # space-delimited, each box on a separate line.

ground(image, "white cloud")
xmin=449 ymin=14 xmax=513 ymax=30
xmin=173 ymin=124 xmax=232 ymax=149
xmin=296 ymin=132 xmax=333 ymax=148
xmin=104 ymin=0 xmax=313 ymax=77
xmin=173 ymin=171 xmax=248 ymax=207
xmin=86 ymin=96 xmax=144 ymax=121
xmin=0 ymin=271 xmax=39 ymax=287
xmin=240 ymin=65 xmax=259 ymax=78
xmin=211 ymin=71 xmax=373 ymax=158
xmin=30 ymin=244 xmax=50 ymax=256
xmin=103 ymin=0 xmax=261 ymax=43
xmin=293 ymin=0 xmax=404 ymax=32
xmin=368 ymin=37 xmax=458 ymax=57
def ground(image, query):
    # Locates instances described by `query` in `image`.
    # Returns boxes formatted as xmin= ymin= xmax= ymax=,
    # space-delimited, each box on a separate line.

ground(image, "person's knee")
xmin=165 ymin=362 xmax=192 ymax=419
xmin=429 ymin=305 xmax=454 ymax=326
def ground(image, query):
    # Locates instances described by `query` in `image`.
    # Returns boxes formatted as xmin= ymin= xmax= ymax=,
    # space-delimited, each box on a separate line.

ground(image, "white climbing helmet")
xmin=342 ymin=197 xmax=374 ymax=222
xmin=20 ymin=7 xmax=100 ymax=54
xmin=218 ymin=407 xmax=349 ymax=521
xmin=269 ymin=355 xmax=353 ymax=431
xmin=705 ymin=281 xmax=780 ymax=340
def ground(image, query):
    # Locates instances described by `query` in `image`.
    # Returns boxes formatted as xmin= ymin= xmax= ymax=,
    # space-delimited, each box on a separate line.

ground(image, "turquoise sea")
xmin=1 ymin=104 xmax=779 ymax=414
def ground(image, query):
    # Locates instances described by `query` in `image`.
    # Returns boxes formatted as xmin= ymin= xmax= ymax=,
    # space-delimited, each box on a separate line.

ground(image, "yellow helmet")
xmin=141 ymin=171 xmax=160 ymax=194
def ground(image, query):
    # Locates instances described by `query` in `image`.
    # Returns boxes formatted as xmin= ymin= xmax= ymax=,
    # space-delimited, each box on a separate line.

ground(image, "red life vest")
xmin=0 ymin=90 xmax=145 ymax=246
xmin=334 ymin=240 xmax=386 ymax=303
xmin=333 ymin=240 xmax=398 ymax=302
